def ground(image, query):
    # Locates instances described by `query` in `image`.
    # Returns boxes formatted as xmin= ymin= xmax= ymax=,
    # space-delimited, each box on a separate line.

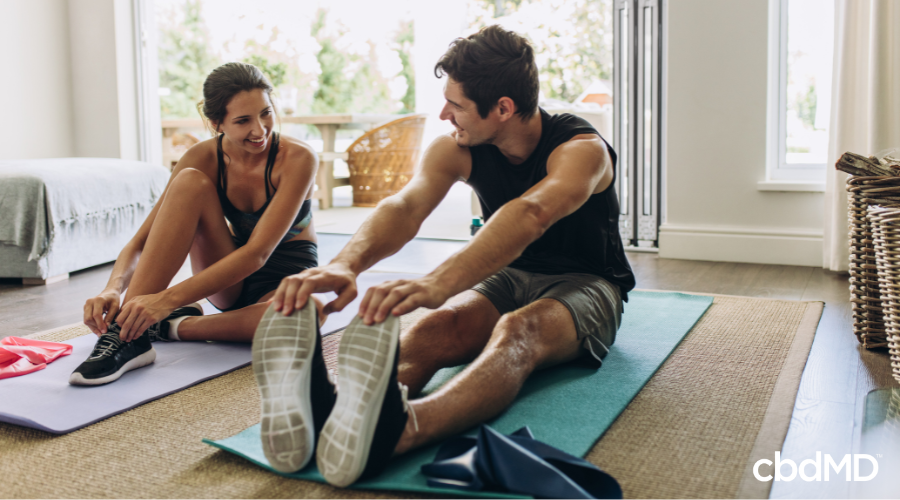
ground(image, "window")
xmin=464 ymin=0 xmax=615 ymax=136
xmin=766 ymin=0 xmax=835 ymax=184
xmin=153 ymin=0 xmax=415 ymax=170
xmin=155 ymin=0 xmax=415 ymax=121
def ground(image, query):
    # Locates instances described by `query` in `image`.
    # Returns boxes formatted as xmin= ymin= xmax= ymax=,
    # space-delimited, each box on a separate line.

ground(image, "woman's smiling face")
xmin=215 ymin=88 xmax=275 ymax=154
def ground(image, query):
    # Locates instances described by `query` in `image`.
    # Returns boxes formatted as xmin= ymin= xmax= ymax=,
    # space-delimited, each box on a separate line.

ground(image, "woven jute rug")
xmin=1 ymin=293 xmax=821 ymax=499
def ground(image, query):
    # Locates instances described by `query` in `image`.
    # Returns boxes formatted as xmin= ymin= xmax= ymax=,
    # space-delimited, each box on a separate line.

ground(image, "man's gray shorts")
xmin=472 ymin=267 xmax=623 ymax=365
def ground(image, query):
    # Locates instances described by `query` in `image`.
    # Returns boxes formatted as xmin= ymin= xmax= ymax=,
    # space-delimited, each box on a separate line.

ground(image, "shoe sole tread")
xmin=252 ymin=303 xmax=318 ymax=473
xmin=317 ymin=315 xmax=400 ymax=487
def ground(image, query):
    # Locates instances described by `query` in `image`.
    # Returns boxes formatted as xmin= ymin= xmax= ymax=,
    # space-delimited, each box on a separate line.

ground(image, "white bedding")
xmin=0 ymin=158 xmax=169 ymax=262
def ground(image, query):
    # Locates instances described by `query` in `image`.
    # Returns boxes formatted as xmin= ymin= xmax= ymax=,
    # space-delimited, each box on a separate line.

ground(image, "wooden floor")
xmin=626 ymin=252 xmax=899 ymax=499
xmin=1 ymin=237 xmax=897 ymax=499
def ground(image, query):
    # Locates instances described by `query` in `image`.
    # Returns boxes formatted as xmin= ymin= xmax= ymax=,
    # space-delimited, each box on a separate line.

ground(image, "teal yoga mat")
xmin=204 ymin=291 xmax=713 ymax=497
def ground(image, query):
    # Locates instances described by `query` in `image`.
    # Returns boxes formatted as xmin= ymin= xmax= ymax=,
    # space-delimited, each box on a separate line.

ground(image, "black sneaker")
xmin=316 ymin=314 xmax=413 ymax=487
xmin=145 ymin=302 xmax=204 ymax=342
xmin=252 ymin=301 xmax=337 ymax=473
xmin=68 ymin=324 xmax=156 ymax=386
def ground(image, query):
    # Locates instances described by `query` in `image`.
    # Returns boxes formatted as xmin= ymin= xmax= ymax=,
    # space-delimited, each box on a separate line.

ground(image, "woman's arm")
xmin=115 ymin=141 xmax=318 ymax=339
xmin=168 ymin=141 xmax=317 ymax=303
xmin=82 ymin=236 xmax=144 ymax=334
xmin=83 ymin=143 xmax=220 ymax=334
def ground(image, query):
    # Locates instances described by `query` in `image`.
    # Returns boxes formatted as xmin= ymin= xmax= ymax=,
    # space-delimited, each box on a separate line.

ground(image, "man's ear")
xmin=495 ymin=97 xmax=517 ymax=122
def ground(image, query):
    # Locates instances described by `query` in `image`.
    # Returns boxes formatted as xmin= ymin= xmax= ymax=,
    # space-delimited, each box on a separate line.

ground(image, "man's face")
xmin=439 ymin=79 xmax=497 ymax=147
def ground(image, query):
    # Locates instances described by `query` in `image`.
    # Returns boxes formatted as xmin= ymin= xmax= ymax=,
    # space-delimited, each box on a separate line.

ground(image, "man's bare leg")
xmin=397 ymin=291 xmax=501 ymax=396
xmin=394 ymin=298 xmax=583 ymax=454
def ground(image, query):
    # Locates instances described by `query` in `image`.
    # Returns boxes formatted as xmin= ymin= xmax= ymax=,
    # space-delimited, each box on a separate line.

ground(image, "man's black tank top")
xmin=466 ymin=108 xmax=636 ymax=300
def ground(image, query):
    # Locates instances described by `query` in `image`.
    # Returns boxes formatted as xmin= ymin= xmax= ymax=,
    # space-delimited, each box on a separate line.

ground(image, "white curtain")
xmin=823 ymin=0 xmax=900 ymax=272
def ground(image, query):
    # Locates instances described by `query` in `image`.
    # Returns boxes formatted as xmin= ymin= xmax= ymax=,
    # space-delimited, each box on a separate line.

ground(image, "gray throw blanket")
xmin=0 ymin=158 xmax=169 ymax=261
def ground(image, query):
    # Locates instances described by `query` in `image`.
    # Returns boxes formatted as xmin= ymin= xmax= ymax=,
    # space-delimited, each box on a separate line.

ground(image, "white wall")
xmin=659 ymin=0 xmax=824 ymax=267
xmin=68 ymin=0 xmax=140 ymax=160
xmin=113 ymin=0 xmax=141 ymax=160
xmin=0 ymin=0 xmax=75 ymax=159
xmin=0 ymin=0 xmax=141 ymax=161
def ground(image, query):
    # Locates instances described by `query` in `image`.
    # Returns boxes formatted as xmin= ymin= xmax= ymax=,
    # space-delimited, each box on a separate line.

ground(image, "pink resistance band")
xmin=0 ymin=337 xmax=73 ymax=380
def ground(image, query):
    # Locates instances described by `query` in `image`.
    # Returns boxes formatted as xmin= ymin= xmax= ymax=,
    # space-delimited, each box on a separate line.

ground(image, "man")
xmin=250 ymin=25 xmax=635 ymax=487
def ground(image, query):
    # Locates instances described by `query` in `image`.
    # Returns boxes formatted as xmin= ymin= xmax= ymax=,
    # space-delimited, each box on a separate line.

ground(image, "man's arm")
xmin=359 ymin=133 xmax=613 ymax=324
xmin=272 ymin=135 xmax=469 ymax=316
xmin=329 ymin=136 xmax=465 ymax=275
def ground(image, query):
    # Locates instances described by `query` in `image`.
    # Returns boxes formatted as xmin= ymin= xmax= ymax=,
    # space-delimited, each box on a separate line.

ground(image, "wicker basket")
xmin=346 ymin=115 xmax=427 ymax=207
xmin=847 ymin=177 xmax=900 ymax=348
xmin=870 ymin=207 xmax=900 ymax=383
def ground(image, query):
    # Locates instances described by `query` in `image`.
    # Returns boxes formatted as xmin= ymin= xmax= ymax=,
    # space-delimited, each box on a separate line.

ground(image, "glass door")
xmin=614 ymin=0 xmax=662 ymax=248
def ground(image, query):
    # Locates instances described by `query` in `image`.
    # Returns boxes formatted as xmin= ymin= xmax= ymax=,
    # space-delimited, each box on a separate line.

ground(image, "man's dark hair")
xmin=434 ymin=25 xmax=539 ymax=120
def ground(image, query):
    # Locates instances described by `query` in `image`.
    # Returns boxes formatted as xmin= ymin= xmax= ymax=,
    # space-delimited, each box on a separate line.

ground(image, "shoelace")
xmin=90 ymin=332 xmax=123 ymax=359
xmin=145 ymin=322 xmax=164 ymax=342
xmin=398 ymin=382 xmax=419 ymax=433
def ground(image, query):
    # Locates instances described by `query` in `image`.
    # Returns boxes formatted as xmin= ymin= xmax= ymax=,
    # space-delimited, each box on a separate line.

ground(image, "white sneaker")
xmin=252 ymin=301 xmax=336 ymax=473
xmin=316 ymin=314 xmax=413 ymax=487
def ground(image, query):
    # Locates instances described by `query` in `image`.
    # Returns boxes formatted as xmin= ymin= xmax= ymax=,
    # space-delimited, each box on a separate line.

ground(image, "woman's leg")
xmin=124 ymin=168 xmax=324 ymax=342
xmin=123 ymin=168 xmax=242 ymax=307
xmin=175 ymin=294 xmax=328 ymax=342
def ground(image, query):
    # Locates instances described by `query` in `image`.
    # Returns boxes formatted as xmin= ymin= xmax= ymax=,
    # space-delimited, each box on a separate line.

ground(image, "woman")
xmin=71 ymin=62 xmax=322 ymax=385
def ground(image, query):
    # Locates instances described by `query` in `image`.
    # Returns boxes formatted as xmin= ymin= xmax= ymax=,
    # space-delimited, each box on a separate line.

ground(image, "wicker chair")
xmin=346 ymin=114 xmax=427 ymax=207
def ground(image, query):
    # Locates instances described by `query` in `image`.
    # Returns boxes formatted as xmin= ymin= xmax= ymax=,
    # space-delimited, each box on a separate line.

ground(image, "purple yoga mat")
xmin=0 ymin=272 xmax=423 ymax=434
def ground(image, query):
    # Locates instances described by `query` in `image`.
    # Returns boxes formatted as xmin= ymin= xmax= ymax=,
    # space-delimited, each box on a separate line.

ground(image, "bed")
xmin=0 ymin=158 xmax=170 ymax=284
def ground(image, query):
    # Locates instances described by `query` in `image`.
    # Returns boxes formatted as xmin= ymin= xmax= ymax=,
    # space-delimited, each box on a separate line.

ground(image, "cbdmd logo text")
xmin=753 ymin=452 xmax=879 ymax=482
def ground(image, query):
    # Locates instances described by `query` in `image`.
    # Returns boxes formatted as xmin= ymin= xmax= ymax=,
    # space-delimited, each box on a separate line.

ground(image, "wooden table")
xmin=161 ymin=114 xmax=403 ymax=209
xmin=281 ymin=114 xmax=400 ymax=209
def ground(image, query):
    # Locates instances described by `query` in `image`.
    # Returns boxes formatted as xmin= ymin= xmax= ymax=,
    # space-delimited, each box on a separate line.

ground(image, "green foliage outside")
xmin=158 ymin=0 xmax=607 ymax=120
xmin=794 ymin=84 xmax=818 ymax=130
xmin=786 ymin=83 xmax=817 ymax=153
xmin=157 ymin=0 xmax=221 ymax=119
xmin=492 ymin=0 xmax=525 ymax=17
xmin=243 ymin=54 xmax=287 ymax=88
xmin=157 ymin=1 xmax=414 ymax=120
xmin=310 ymin=9 xmax=390 ymax=114
xmin=394 ymin=20 xmax=416 ymax=114
xmin=468 ymin=0 xmax=613 ymax=102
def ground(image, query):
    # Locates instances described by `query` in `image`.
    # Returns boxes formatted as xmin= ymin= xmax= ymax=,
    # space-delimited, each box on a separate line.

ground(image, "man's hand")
xmin=358 ymin=276 xmax=451 ymax=325
xmin=272 ymin=263 xmax=358 ymax=316
xmin=116 ymin=293 xmax=176 ymax=342
xmin=83 ymin=290 xmax=121 ymax=335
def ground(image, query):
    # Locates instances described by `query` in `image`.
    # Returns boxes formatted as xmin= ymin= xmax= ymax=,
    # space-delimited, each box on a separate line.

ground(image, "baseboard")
xmin=22 ymin=273 xmax=70 ymax=286
xmin=658 ymin=224 xmax=823 ymax=267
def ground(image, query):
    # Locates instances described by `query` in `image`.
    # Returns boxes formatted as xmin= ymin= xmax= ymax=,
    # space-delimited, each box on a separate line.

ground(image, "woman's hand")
xmin=83 ymin=290 xmax=121 ymax=336
xmin=116 ymin=293 xmax=177 ymax=342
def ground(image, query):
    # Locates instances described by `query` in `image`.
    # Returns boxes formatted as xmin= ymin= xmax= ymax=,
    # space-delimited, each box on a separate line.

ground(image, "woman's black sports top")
xmin=216 ymin=132 xmax=312 ymax=245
